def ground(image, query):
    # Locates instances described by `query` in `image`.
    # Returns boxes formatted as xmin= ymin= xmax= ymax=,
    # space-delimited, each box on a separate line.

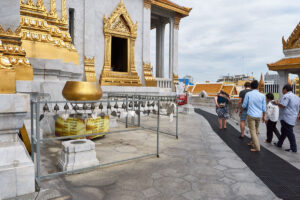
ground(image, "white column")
xmin=156 ymin=20 xmax=165 ymax=78
xmin=278 ymin=70 xmax=289 ymax=97
xmin=169 ymin=18 xmax=174 ymax=79
xmin=173 ymin=24 xmax=179 ymax=76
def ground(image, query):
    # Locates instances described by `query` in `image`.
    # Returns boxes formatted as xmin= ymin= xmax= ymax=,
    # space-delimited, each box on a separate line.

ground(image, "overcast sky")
xmin=150 ymin=0 xmax=300 ymax=82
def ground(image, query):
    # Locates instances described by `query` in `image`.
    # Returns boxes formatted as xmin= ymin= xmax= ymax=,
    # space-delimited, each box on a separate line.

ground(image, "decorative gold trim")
xmin=174 ymin=14 xmax=181 ymax=30
xmin=49 ymin=0 xmax=58 ymax=18
xmin=19 ymin=0 xmax=79 ymax=65
xmin=283 ymin=22 xmax=300 ymax=50
xmin=144 ymin=0 xmax=152 ymax=9
xmin=100 ymin=0 xmax=141 ymax=86
xmin=84 ymin=56 xmax=97 ymax=82
xmin=258 ymin=73 xmax=264 ymax=93
xmin=61 ymin=0 xmax=67 ymax=24
xmin=143 ymin=62 xmax=157 ymax=87
xmin=173 ymin=73 xmax=179 ymax=90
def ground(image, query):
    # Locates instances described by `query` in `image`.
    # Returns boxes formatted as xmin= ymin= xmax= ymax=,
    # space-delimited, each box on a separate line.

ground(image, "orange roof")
xmin=192 ymin=83 xmax=223 ymax=96
xmin=187 ymin=85 xmax=194 ymax=93
xmin=267 ymin=57 xmax=300 ymax=71
xmin=222 ymin=85 xmax=234 ymax=95
xmin=151 ymin=0 xmax=192 ymax=17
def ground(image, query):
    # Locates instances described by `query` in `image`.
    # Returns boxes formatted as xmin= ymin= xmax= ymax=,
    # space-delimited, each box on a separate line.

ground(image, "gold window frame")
xmin=100 ymin=0 xmax=141 ymax=86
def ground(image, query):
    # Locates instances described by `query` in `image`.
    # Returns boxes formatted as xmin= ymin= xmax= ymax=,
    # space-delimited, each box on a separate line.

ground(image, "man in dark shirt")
xmin=235 ymin=82 xmax=252 ymax=139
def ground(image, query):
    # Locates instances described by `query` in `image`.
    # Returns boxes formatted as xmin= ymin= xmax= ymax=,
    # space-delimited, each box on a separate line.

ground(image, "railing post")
xmin=30 ymin=100 xmax=35 ymax=162
xmin=157 ymin=99 xmax=160 ymax=158
xmin=138 ymin=96 xmax=141 ymax=127
xmin=35 ymin=101 xmax=41 ymax=188
xmin=176 ymin=96 xmax=179 ymax=139
xmin=126 ymin=95 xmax=128 ymax=128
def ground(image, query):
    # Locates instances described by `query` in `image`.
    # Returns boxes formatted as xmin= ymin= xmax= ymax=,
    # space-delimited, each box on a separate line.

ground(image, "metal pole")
xmin=126 ymin=95 xmax=128 ymax=128
xmin=138 ymin=96 xmax=141 ymax=127
xmin=176 ymin=96 xmax=179 ymax=139
xmin=132 ymin=95 xmax=135 ymax=126
xmin=35 ymin=102 xmax=41 ymax=188
xmin=30 ymin=100 xmax=34 ymax=161
xmin=157 ymin=99 xmax=160 ymax=158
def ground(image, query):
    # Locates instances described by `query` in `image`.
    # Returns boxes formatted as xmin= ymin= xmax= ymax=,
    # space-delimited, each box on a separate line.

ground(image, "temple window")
xmin=111 ymin=36 xmax=128 ymax=72
xmin=69 ymin=8 xmax=75 ymax=44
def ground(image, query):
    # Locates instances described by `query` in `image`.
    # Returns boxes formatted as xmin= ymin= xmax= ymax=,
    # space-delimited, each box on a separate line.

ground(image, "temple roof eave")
xmin=267 ymin=57 xmax=300 ymax=72
xmin=151 ymin=0 xmax=192 ymax=17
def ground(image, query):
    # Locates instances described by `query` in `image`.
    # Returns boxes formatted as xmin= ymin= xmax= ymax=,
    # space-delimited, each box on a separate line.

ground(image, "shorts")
xmin=240 ymin=110 xmax=248 ymax=121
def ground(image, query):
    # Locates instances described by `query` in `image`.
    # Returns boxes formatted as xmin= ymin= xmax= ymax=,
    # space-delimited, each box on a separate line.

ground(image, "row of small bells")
xmin=41 ymin=99 xmax=176 ymax=122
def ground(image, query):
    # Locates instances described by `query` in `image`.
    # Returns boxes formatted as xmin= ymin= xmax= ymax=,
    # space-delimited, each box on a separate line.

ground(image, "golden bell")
xmin=62 ymin=81 xmax=103 ymax=101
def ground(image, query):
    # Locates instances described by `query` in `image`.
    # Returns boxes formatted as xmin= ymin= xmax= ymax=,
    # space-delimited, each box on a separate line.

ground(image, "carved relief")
xmin=143 ymin=62 xmax=157 ymax=87
xmin=100 ymin=0 xmax=141 ymax=86
xmin=61 ymin=0 xmax=67 ymax=23
xmin=283 ymin=22 xmax=300 ymax=50
xmin=19 ymin=0 xmax=79 ymax=64
xmin=84 ymin=57 xmax=97 ymax=82
xmin=0 ymin=25 xmax=34 ymax=93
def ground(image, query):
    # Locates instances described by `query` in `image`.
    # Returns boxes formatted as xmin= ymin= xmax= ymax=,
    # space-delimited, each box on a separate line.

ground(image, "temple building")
xmin=268 ymin=21 xmax=300 ymax=97
xmin=0 ymin=0 xmax=191 ymax=100
xmin=0 ymin=0 xmax=191 ymax=199
xmin=188 ymin=82 xmax=238 ymax=98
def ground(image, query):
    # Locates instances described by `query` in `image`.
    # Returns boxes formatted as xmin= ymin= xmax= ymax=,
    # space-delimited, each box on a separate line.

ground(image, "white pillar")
xmin=142 ymin=4 xmax=151 ymax=85
xmin=173 ymin=24 xmax=179 ymax=76
xmin=169 ymin=18 xmax=174 ymax=79
xmin=278 ymin=70 xmax=289 ymax=97
xmin=156 ymin=21 xmax=165 ymax=78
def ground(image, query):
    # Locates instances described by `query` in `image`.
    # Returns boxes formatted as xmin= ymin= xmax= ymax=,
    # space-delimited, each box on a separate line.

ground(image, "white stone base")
xmin=58 ymin=139 xmax=99 ymax=173
xmin=0 ymin=139 xmax=35 ymax=199
xmin=0 ymin=93 xmax=35 ymax=199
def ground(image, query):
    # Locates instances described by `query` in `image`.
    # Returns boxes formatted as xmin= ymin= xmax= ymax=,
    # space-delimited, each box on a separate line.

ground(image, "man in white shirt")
xmin=265 ymin=93 xmax=280 ymax=143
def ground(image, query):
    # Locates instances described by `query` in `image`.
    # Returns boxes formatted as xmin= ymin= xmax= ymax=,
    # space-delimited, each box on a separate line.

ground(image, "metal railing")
xmin=30 ymin=95 xmax=179 ymax=189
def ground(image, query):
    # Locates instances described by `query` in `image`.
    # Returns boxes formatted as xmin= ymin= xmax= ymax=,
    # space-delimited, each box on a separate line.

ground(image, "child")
xmin=265 ymin=93 xmax=280 ymax=143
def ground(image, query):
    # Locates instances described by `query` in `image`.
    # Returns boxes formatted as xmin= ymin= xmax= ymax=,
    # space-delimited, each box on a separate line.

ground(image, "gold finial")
xmin=50 ymin=0 xmax=57 ymax=17
xmin=61 ymin=0 xmax=67 ymax=23
xmin=36 ymin=0 xmax=45 ymax=10
xmin=259 ymin=73 xmax=264 ymax=93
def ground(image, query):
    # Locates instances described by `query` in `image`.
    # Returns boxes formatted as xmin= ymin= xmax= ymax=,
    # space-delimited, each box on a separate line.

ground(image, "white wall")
xmin=67 ymin=0 xmax=144 ymax=83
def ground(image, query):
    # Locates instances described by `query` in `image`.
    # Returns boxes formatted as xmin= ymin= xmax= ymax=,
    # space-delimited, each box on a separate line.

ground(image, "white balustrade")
xmin=156 ymin=78 xmax=173 ymax=88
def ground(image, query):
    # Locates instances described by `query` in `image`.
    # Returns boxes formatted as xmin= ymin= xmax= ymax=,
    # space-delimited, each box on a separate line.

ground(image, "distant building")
xmin=217 ymin=74 xmax=254 ymax=85
xmin=188 ymin=83 xmax=238 ymax=98
xmin=264 ymin=72 xmax=280 ymax=84
xmin=179 ymin=75 xmax=194 ymax=86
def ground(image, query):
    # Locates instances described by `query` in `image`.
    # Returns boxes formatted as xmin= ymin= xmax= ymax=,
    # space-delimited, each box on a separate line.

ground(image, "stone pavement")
xmin=28 ymin=111 xmax=281 ymax=200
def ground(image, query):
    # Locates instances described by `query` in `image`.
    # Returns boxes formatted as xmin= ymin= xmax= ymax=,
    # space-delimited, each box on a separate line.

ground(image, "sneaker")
xmin=285 ymin=149 xmax=297 ymax=153
xmin=264 ymin=140 xmax=271 ymax=143
xmin=273 ymin=142 xmax=281 ymax=148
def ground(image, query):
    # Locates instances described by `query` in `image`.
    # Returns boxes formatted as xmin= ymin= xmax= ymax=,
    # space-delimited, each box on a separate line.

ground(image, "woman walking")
xmin=215 ymin=90 xmax=231 ymax=130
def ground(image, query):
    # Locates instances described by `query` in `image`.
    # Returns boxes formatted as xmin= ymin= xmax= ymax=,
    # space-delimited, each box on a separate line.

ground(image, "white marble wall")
xmin=68 ymin=0 xmax=144 ymax=83
xmin=0 ymin=0 xmax=20 ymax=31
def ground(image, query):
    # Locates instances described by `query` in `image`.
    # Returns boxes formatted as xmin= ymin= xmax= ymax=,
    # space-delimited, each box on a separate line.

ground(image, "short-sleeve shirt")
xmin=279 ymin=92 xmax=300 ymax=126
xmin=242 ymin=90 xmax=266 ymax=118
xmin=217 ymin=95 xmax=228 ymax=106
xmin=239 ymin=89 xmax=252 ymax=103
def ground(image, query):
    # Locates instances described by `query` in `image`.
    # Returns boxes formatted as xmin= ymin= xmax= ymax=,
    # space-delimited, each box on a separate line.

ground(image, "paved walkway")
xmin=195 ymin=108 xmax=300 ymax=200
xmin=28 ymin=112 xmax=280 ymax=200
